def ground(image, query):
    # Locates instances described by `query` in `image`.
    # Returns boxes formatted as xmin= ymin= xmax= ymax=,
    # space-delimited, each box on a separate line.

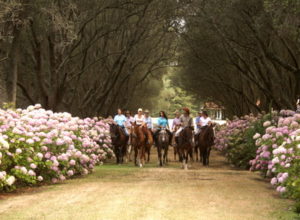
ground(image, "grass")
xmin=0 ymin=149 xmax=298 ymax=220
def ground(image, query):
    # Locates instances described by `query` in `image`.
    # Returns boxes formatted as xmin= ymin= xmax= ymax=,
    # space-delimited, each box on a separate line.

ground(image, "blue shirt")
xmin=144 ymin=117 xmax=152 ymax=129
xmin=196 ymin=116 xmax=202 ymax=129
xmin=157 ymin=117 xmax=168 ymax=128
xmin=114 ymin=114 xmax=126 ymax=127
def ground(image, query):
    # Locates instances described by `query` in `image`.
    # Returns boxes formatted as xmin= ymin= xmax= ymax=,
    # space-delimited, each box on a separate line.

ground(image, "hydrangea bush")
xmin=0 ymin=104 xmax=113 ymax=191
xmin=214 ymin=114 xmax=269 ymax=169
xmin=215 ymin=110 xmax=300 ymax=212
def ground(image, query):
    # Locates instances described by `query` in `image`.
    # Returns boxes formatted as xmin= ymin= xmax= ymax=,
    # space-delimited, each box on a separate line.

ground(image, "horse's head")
xmin=158 ymin=128 xmax=169 ymax=143
xmin=131 ymin=124 xmax=145 ymax=145
xmin=109 ymin=123 xmax=119 ymax=144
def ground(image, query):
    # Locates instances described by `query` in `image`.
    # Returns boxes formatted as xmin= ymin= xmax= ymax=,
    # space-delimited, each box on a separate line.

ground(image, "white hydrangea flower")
xmin=6 ymin=176 xmax=16 ymax=186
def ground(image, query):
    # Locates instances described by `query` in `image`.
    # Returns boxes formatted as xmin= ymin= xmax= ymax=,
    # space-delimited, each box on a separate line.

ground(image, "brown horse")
xmin=176 ymin=127 xmax=194 ymax=170
xmin=197 ymin=125 xmax=215 ymax=166
xmin=132 ymin=124 xmax=147 ymax=167
xmin=142 ymin=126 xmax=153 ymax=162
xmin=109 ymin=124 xmax=129 ymax=164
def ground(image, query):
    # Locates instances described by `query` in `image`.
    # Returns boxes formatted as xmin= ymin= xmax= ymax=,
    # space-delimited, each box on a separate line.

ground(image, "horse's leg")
xmin=165 ymin=145 xmax=169 ymax=164
xmin=174 ymin=146 xmax=177 ymax=161
xmin=189 ymin=148 xmax=194 ymax=163
xmin=165 ymin=143 xmax=168 ymax=163
xmin=207 ymin=147 xmax=211 ymax=166
xmin=163 ymin=146 xmax=165 ymax=165
xmin=203 ymin=148 xmax=207 ymax=166
xmin=195 ymin=145 xmax=198 ymax=162
xmin=140 ymin=144 xmax=146 ymax=167
xmin=186 ymin=150 xmax=189 ymax=170
xmin=138 ymin=146 xmax=142 ymax=167
xmin=147 ymin=144 xmax=151 ymax=162
xmin=134 ymin=146 xmax=138 ymax=166
xmin=158 ymin=146 xmax=162 ymax=167
xmin=126 ymin=144 xmax=131 ymax=163
xmin=183 ymin=150 xmax=188 ymax=170
xmin=129 ymin=145 xmax=133 ymax=162
xmin=200 ymin=146 xmax=203 ymax=163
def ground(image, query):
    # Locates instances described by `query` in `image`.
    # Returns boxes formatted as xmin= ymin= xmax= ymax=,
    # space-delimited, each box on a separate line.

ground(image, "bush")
xmin=0 ymin=104 xmax=113 ymax=191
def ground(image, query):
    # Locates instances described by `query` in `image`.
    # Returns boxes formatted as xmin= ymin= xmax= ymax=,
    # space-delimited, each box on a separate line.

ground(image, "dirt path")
xmin=0 ymin=150 xmax=296 ymax=220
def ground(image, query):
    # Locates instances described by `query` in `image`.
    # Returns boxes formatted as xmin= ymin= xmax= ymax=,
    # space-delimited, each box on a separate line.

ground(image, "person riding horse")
xmin=144 ymin=110 xmax=153 ymax=131
xmin=175 ymin=107 xmax=193 ymax=140
xmin=113 ymin=108 xmax=129 ymax=136
xmin=134 ymin=108 xmax=145 ymax=126
xmin=171 ymin=111 xmax=181 ymax=160
xmin=195 ymin=111 xmax=212 ymax=145
xmin=154 ymin=111 xmax=172 ymax=146
xmin=172 ymin=111 xmax=181 ymax=133
xmin=111 ymin=108 xmax=129 ymax=164
xmin=174 ymin=107 xmax=194 ymax=169
xmin=125 ymin=110 xmax=135 ymax=162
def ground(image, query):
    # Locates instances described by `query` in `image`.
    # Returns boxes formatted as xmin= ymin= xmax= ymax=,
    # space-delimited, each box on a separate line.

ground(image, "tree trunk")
xmin=6 ymin=26 xmax=21 ymax=106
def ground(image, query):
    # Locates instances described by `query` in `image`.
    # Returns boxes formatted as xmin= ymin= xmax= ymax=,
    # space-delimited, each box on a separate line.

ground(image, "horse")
xmin=194 ymin=131 xmax=200 ymax=162
xmin=109 ymin=124 xmax=129 ymax=164
xmin=176 ymin=126 xmax=194 ymax=170
xmin=197 ymin=125 xmax=215 ymax=166
xmin=156 ymin=128 xmax=170 ymax=166
xmin=172 ymin=125 xmax=181 ymax=161
xmin=131 ymin=124 xmax=147 ymax=167
xmin=142 ymin=126 xmax=153 ymax=163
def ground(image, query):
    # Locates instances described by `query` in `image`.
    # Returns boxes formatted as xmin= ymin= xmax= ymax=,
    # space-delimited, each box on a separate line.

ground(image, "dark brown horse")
xmin=197 ymin=125 xmax=215 ymax=166
xmin=194 ymin=132 xmax=200 ymax=162
xmin=176 ymin=127 xmax=194 ymax=170
xmin=156 ymin=128 xmax=170 ymax=166
xmin=132 ymin=124 xmax=147 ymax=167
xmin=109 ymin=124 xmax=129 ymax=164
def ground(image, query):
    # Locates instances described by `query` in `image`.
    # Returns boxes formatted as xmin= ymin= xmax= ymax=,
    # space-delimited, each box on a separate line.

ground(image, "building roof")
xmin=203 ymin=102 xmax=225 ymax=110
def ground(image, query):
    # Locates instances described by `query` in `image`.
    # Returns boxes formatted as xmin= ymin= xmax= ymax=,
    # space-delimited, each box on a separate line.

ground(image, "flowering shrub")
xmin=215 ymin=114 xmax=268 ymax=169
xmin=0 ymin=104 xmax=113 ymax=191
xmin=250 ymin=110 xmax=300 ymax=211
xmin=215 ymin=110 xmax=300 ymax=213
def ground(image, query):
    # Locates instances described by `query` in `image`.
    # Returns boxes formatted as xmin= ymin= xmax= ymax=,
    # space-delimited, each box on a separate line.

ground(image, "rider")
xmin=125 ymin=110 xmax=134 ymax=136
xmin=195 ymin=110 xmax=203 ymax=134
xmin=134 ymin=108 xmax=146 ymax=126
xmin=172 ymin=111 xmax=181 ymax=132
xmin=144 ymin=109 xmax=153 ymax=130
xmin=175 ymin=107 xmax=193 ymax=138
xmin=195 ymin=111 xmax=203 ymax=146
xmin=200 ymin=111 xmax=212 ymax=128
xmin=154 ymin=111 xmax=173 ymax=146
xmin=113 ymin=108 xmax=128 ymax=136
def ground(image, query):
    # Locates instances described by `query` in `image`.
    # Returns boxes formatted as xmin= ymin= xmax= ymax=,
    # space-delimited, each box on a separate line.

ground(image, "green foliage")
xmin=151 ymin=69 xmax=199 ymax=116
xmin=2 ymin=102 xmax=16 ymax=110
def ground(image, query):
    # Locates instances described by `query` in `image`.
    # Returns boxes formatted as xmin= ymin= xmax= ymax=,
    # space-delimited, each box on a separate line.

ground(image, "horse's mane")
xmin=133 ymin=125 xmax=145 ymax=143
xmin=181 ymin=127 xmax=193 ymax=142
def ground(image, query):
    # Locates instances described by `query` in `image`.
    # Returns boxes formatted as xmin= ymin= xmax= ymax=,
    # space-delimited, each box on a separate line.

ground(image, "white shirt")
xmin=200 ymin=117 xmax=211 ymax=127
xmin=134 ymin=114 xmax=145 ymax=125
